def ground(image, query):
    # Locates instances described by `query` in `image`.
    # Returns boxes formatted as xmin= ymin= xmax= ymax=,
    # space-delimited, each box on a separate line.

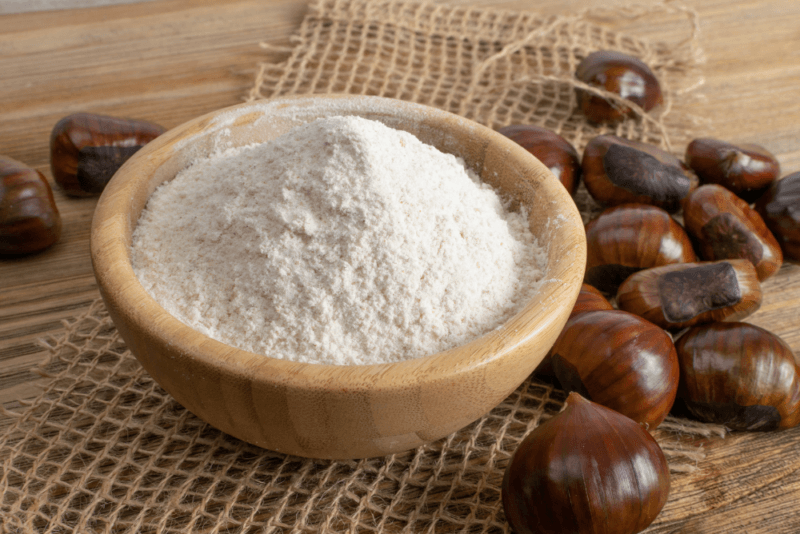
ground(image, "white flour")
xmin=131 ymin=116 xmax=545 ymax=365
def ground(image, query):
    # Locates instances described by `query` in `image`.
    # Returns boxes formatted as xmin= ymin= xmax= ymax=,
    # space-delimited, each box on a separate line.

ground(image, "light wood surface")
xmin=1 ymin=0 xmax=799 ymax=530
xmin=0 ymin=0 xmax=161 ymax=16
xmin=91 ymin=95 xmax=586 ymax=459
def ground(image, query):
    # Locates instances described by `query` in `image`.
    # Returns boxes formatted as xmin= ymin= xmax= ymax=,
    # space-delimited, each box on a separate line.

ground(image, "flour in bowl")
xmin=131 ymin=116 xmax=545 ymax=365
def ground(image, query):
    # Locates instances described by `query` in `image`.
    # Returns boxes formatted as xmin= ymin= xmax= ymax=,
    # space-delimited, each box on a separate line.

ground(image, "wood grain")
xmin=0 ymin=0 xmax=307 ymax=418
xmin=1 ymin=0 xmax=799 ymax=529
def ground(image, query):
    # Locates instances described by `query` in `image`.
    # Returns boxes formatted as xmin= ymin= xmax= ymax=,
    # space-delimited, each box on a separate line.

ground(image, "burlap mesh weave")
xmin=251 ymin=0 xmax=704 ymax=223
xmin=1 ymin=1 xmax=716 ymax=532
xmin=252 ymin=0 xmax=700 ymax=145
xmin=1 ymin=301 xmax=722 ymax=533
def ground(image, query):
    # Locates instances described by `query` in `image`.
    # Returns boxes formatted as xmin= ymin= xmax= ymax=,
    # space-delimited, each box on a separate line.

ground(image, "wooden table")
xmin=1 ymin=0 xmax=799 ymax=532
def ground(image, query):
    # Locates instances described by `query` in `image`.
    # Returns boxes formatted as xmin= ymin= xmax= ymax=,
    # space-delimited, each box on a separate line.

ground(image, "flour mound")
xmin=131 ymin=116 xmax=545 ymax=365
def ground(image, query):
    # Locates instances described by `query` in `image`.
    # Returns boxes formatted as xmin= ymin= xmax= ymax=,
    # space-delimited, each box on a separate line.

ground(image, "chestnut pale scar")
xmin=603 ymin=143 xmax=692 ymax=202
xmin=681 ymin=399 xmax=781 ymax=431
xmin=702 ymin=212 xmax=764 ymax=265
xmin=657 ymin=262 xmax=741 ymax=323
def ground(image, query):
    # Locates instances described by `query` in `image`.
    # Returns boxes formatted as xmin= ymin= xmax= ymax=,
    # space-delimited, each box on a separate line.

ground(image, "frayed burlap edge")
xmin=249 ymin=0 xmax=706 ymax=149
xmin=248 ymin=0 xmax=707 ymax=226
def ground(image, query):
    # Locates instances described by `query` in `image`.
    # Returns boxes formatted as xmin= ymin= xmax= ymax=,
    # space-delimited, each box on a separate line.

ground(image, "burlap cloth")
xmin=1 ymin=1 xmax=723 ymax=532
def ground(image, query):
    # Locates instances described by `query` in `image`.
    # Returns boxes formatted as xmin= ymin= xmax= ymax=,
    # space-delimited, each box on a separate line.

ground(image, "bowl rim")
xmin=90 ymin=94 xmax=586 ymax=394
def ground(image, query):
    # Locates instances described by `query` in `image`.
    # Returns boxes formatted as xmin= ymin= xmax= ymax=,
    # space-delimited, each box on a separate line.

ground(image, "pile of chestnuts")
xmin=498 ymin=49 xmax=800 ymax=534
xmin=1 ymin=112 xmax=165 ymax=256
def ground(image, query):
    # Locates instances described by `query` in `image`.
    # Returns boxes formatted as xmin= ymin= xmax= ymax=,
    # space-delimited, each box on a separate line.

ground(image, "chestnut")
xmin=582 ymin=135 xmax=698 ymax=212
xmin=0 ymin=156 xmax=61 ymax=255
xmin=683 ymin=184 xmax=782 ymax=280
xmin=675 ymin=322 xmax=800 ymax=431
xmin=50 ymin=112 xmax=166 ymax=196
xmin=584 ymin=203 xmax=697 ymax=293
xmin=569 ymin=283 xmax=614 ymax=319
xmin=616 ymin=259 xmax=762 ymax=330
xmin=502 ymin=392 xmax=670 ymax=534
xmin=536 ymin=284 xmax=613 ymax=377
xmin=549 ymin=309 xmax=679 ymax=428
xmin=754 ymin=171 xmax=800 ymax=261
xmin=497 ymin=124 xmax=581 ymax=196
xmin=575 ymin=50 xmax=663 ymax=123
xmin=685 ymin=138 xmax=780 ymax=203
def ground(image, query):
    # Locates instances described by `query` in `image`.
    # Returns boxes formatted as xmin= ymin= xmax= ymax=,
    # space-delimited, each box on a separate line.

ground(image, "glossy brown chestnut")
xmin=0 ymin=156 xmax=61 ymax=255
xmin=683 ymin=184 xmax=782 ymax=280
xmin=575 ymin=50 xmax=663 ymax=124
xmin=537 ymin=284 xmax=614 ymax=377
xmin=549 ymin=309 xmax=679 ymax=428
xmin=569 ymin=283 xmax=614 ymax=319
xmin=685 ymin=138 xmax=780 ymax=203
xmin=675 ymin=322 xmax=800 ymax=431
xmin=585 ymin=203 xmax=697 ymax=293
xmin=50 ymin=112 xmax=166 ymax=196
xmin=502 ymin=392 xmax=670 ymax=534
xmin=755 ymin=171 xmax=800 ymax=261
xmin=497 ymin=124 xmax=582 ymax=196
xmin=617 ymin=259 xmax=762 ymax=330
xmin=582 ymin=135 xmax=698 ymax=212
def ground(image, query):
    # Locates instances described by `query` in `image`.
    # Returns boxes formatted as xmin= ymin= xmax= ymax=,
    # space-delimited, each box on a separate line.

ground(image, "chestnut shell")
xmin=497 ymin=125 xmax=582 ymax=196
xmin=683 ymin=184 xmax=782 ymax=280
xmin=569 ymin=283 xmax=614 ymax=319
xmin=582 ymin=135 xmax=698 ymax=212
xmin=502 ymin=392 xmax=670 ymax=534
xmin=585 ymin=203 xmax=697 ymax=293
xmin=675 ymin=322 xmax=800 ymax=431
xmin=616 ymin=259 xmax=762 ymax=330
xmin=0 ymin=156 xmax=62 ymax=255
xmin=549 ymin=309 xmax=679 ymax=428
xmin=575 ymin=50 xmax=663 ymax=124
xmin=685 ymin=138 xmax=780 ymax=203
xmin=50 ymin=112 xmax=166 ymax=196
xmin=754 ymin=171 xmax=800 ymax=262
xmin=537 ymin=284 xmax=613 ymax=377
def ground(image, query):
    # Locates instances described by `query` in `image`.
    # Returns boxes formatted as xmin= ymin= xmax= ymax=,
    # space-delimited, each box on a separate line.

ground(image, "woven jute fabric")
xmin=251 ymin=0 xmax=705 ymax=222
xmin=1 ymin=301 xmax=723 ymax=533
xmin=1 ymin=1 xmax=715 ymax=532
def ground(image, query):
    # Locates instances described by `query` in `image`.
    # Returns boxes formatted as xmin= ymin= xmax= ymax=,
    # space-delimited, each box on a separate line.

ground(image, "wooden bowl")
xmin=91 ymin=95 xmax=586 ymax=459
